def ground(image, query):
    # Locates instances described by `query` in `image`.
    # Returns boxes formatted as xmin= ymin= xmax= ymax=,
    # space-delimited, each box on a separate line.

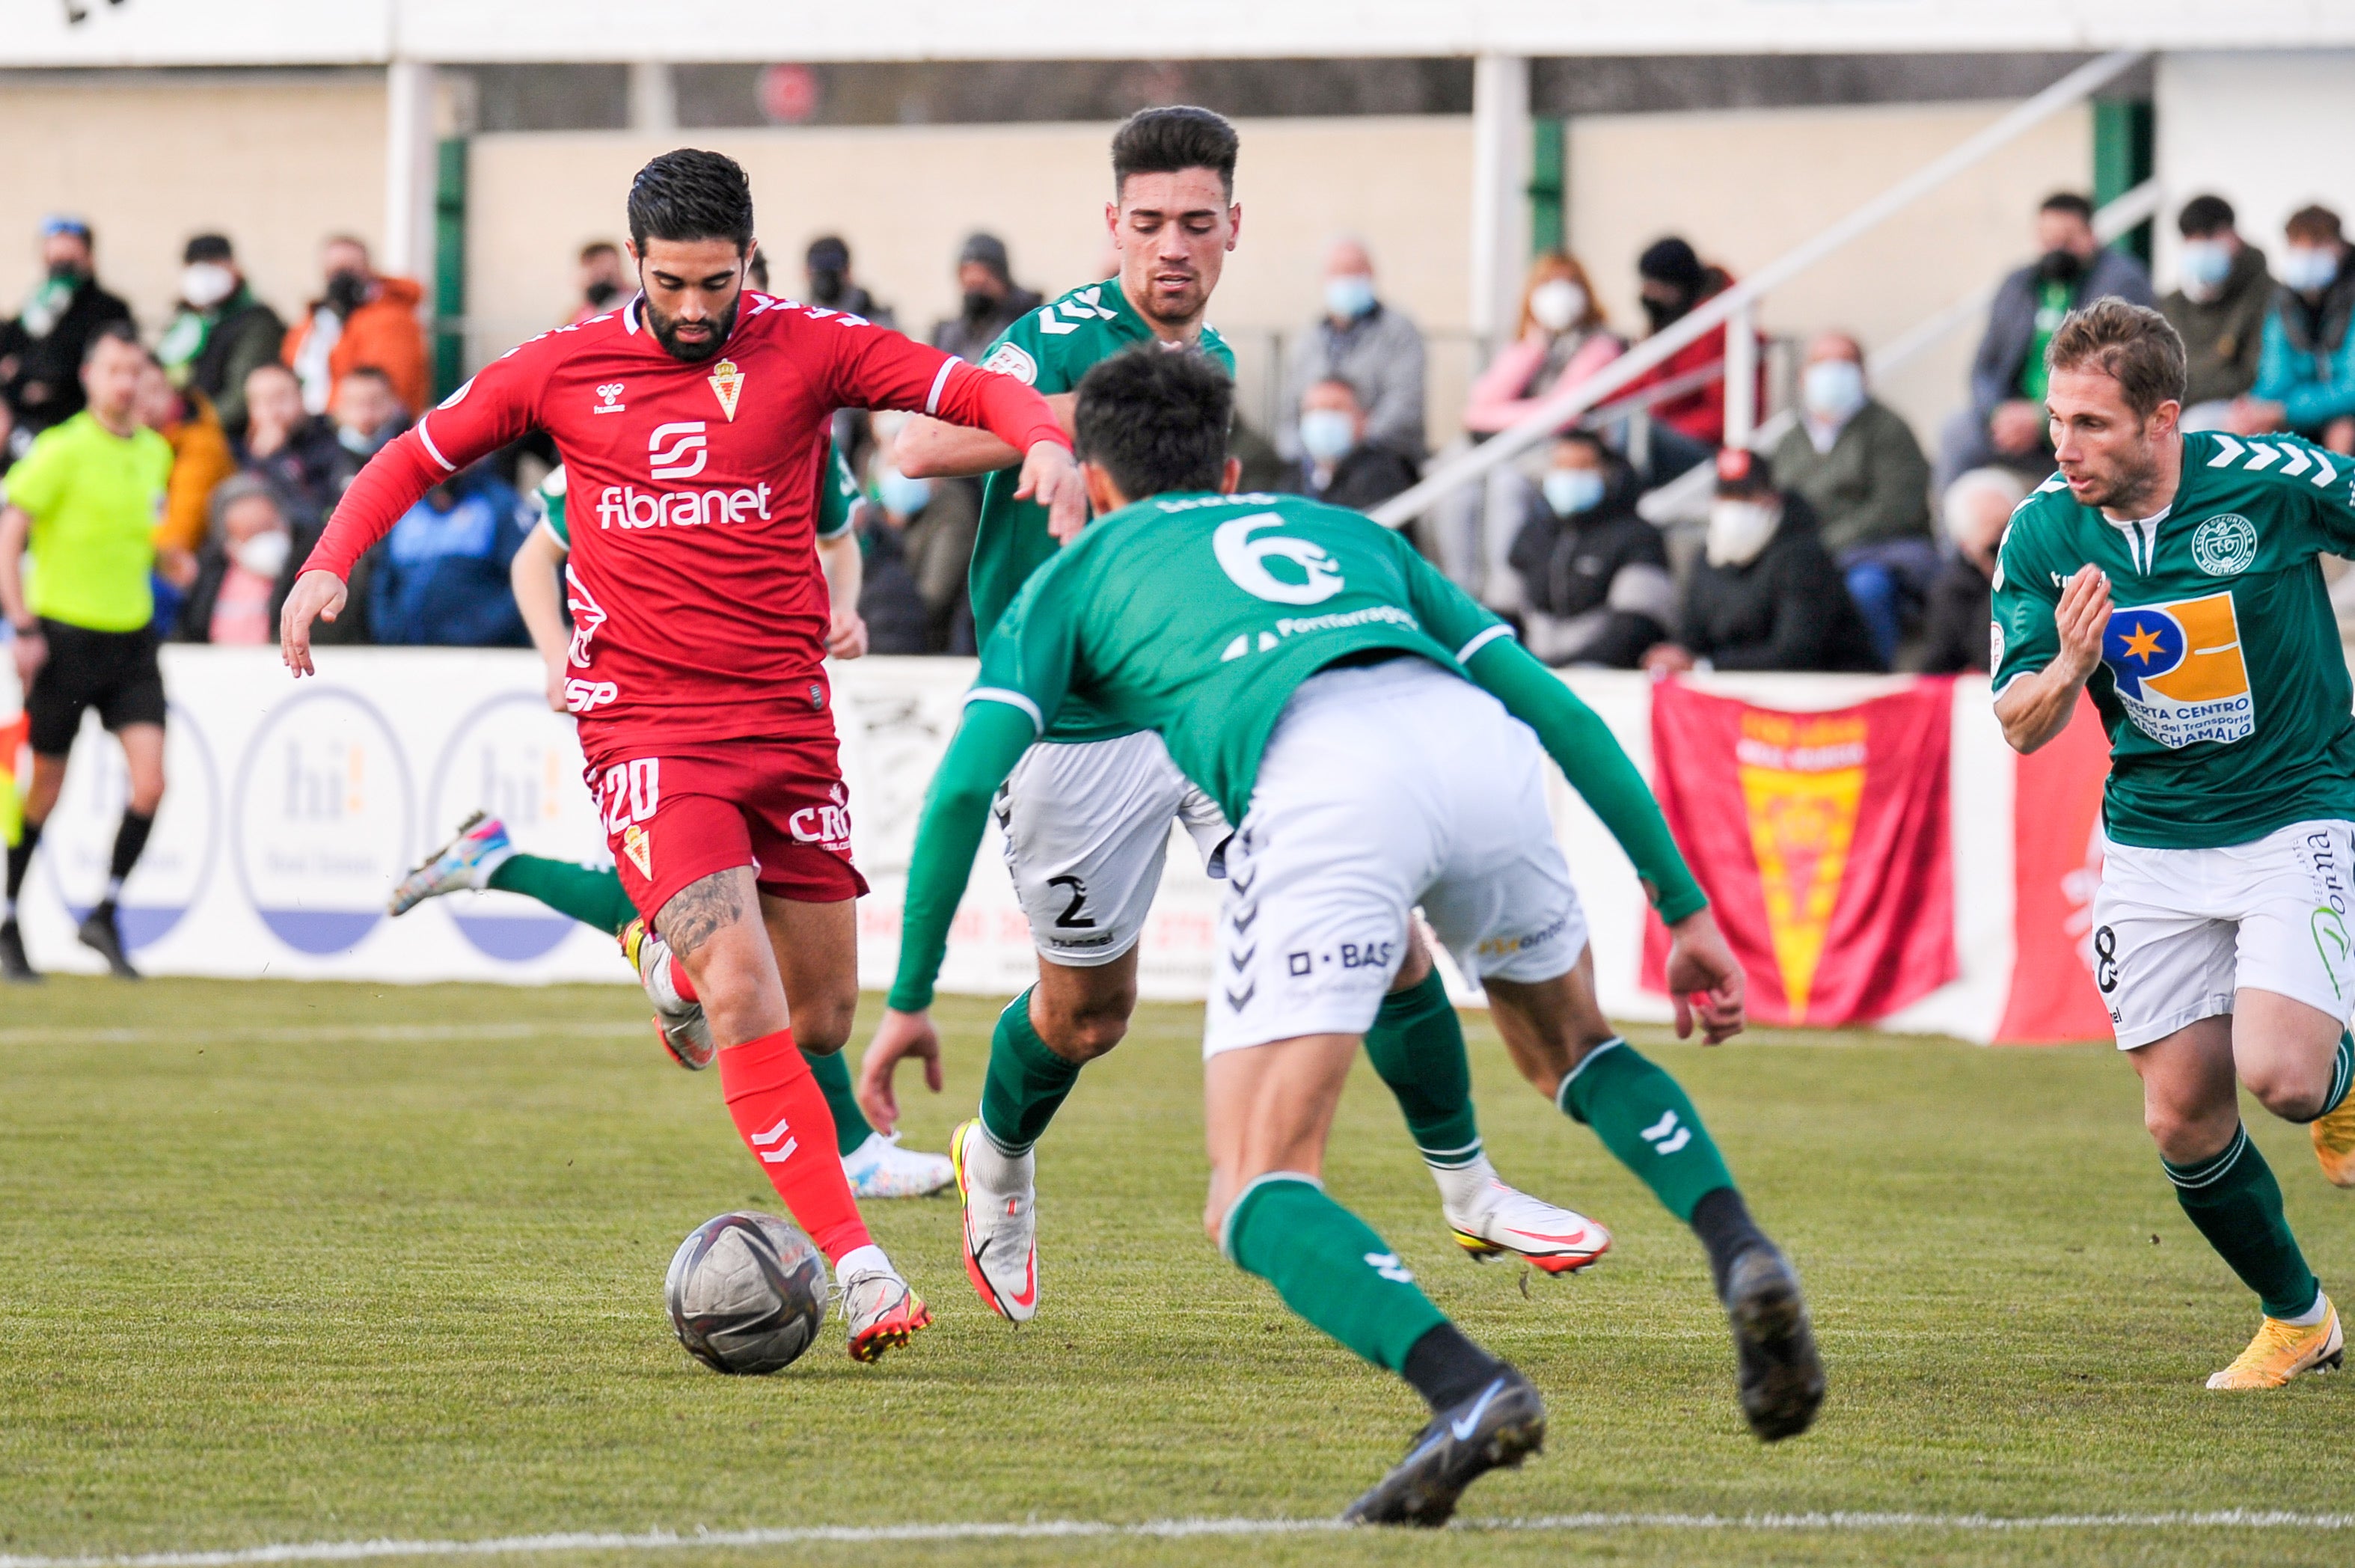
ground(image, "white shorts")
xmin=2092 ymin=818 xmax=2355 ymax=1050
xmin=1204 ymin=658 xmax=1586 ymax=1059
xmin=997 ymin=729 xmax=1231 ymax=968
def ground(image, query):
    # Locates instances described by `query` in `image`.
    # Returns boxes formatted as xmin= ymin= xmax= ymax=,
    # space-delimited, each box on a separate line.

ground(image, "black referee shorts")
xmin=24 ymin=617 xmax=167 ymax=757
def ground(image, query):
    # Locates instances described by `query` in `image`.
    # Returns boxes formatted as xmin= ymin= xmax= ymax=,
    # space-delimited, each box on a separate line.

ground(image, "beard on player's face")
xmin=643 ymin=288 xmax=739 ymax=362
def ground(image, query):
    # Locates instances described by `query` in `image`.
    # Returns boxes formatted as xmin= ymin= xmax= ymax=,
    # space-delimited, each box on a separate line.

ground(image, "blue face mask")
xmin=1298 ymin=408 xmax=1358 ymax=463
xmin=1324 ymin=273 xmax=1376 ymax=321
xmin=2178 ymin=239 xmax=2234 ymax=293
xmin=2282 ymin=245 xmax=2341 ymax=294
xmin=875 ymin=466 xmax=931 ymax=517
xmin=1543 ymin=468 xmax=1606 ymax=517
xmin=1801 ymin=359 xmax=1867 ymax=423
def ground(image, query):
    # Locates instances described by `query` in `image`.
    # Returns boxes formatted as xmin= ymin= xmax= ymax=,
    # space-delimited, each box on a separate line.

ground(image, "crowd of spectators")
xmin=8 ymin=186 xmax=2354 ymax=673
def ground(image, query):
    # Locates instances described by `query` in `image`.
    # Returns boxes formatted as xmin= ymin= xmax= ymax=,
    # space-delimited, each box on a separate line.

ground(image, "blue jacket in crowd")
xmin=367 ymin=466 xmax=530 ymax=647
xmin=2252 ymin=267 xmax=2355 ymax=435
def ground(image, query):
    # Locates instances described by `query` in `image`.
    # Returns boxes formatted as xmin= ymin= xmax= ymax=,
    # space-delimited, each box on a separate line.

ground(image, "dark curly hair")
xmin=1074 ymin=345 xmax=1233 ymax=501
xmin=627 ymin=149 xmax=755 ymax=254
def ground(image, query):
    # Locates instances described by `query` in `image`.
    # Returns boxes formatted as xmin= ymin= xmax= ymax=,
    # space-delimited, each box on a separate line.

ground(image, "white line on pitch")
xmin=0 ymin=1022 xmax=652 ymax=1047
xmin=6 ymin=1510 xmax=2351 ymax=1567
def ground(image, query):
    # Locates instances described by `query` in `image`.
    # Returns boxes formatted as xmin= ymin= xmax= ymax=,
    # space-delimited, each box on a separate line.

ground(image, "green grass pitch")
xmin=0 ymin=978 xmax=2348 ymax=1567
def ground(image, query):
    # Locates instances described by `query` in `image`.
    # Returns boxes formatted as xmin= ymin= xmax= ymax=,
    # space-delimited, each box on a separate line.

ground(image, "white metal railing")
xmin=1368 ymin=47 xmax=2149 ymax=530
xmin=1632 ymin=175 xmax=2166 ymax=525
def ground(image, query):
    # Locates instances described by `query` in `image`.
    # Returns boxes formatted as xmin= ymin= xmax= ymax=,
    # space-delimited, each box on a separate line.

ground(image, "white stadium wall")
xmin=2152 ymin=50 xmax=2355 ymax=293
xmin=6 ymin=649 xmax=2019 ymax=1042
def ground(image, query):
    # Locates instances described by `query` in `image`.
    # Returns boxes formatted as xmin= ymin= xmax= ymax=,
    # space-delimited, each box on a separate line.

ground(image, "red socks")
xmin=717 ymin=1029 xmax=871 ymax=1262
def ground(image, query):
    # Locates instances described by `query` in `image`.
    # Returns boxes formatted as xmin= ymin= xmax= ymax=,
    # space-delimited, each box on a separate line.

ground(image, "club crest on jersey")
xmin=708 ymin=359 xmax=744 ymax=421
xmin=2191 ymin=512 xmax=2257 ymax=576
xmin=621 ymin=822 xmax=652 ymax=878
xmin=2101 ymin=591 xmax=2253 ymax=748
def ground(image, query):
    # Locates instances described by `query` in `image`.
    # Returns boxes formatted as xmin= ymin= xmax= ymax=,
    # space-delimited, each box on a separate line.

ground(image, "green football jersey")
xmin=973 ymin=490 xmax=1506 ymax=822
xmin=1993 ymin=429 xmax=2355 ymax=848
xmin=970 ymin=278 xmax=1234 ymax=741
xmin=534 ymin=441 xmax=860 ymax=551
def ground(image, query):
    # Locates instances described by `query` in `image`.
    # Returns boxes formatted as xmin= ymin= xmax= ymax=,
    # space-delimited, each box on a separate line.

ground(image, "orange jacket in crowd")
xmin=281 ymin=275 xmax=430 ymax=417
xmin=153 ymin=390 xmax=238 ymax=554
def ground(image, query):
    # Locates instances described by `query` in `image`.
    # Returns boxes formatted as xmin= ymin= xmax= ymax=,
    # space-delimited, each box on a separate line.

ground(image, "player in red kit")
xmin=281 ymin=150 xmax=1082 ymax=1362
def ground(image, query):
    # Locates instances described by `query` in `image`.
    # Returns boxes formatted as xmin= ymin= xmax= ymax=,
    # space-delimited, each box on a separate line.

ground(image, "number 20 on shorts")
xmin=600 ymin=759 xmax=661 ymax=833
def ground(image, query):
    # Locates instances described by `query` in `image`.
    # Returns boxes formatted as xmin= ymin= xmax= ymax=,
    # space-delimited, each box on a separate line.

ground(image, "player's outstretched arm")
xmin=860 ymin=699 xmax=1038 ymax=1130
xmin=509 ymin=524 xmax=572 ymax=708
xmin=1992 ymin=563 xmax=2109 ymax=754
xmin=896 ymin=393 xmax=1078 ymax=480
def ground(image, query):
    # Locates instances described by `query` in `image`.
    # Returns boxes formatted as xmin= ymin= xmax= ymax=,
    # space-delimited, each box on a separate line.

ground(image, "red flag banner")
xmin=1643 ymin=679 xmax=1958 ymax=1026
xmin=1994 ymin=693 xmax=2113 ymax=1044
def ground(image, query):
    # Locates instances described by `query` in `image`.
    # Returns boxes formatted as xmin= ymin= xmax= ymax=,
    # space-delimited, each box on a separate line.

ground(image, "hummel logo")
xmin=1450 ymin=1378 xmax=1506 ymax=1441
xmin=749 ymin=1114 xmax=798 ymax=1165
xmin=1225 ymin=981 xmax=1256 ymax=1011
xmin=1226 ymin=944 xmax=1257 ymax=972
xmin=1640 ymin=1109 xmax=1692 ymax=1156
xmin=593 ymin=382 xmax=625 ymax=414
xmin=1365 ymin=1251 xmax=1415 ymax=1284
xmin=1231 ymin=902 xmax=1259 ymax=932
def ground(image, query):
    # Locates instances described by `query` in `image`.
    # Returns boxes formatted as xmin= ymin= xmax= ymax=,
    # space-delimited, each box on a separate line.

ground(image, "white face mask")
xmin=1297 ymin=408 xmax=1357 ymax=464
xmin=1705 ymin=500 xmax=1780 ymax=567
xmin=181 ymin=262 xmax=237 ymax=310
xmin=1800 ymin=360 xmax=1866 ymax=423
xmin=2282 ymin=245 xmax=2341 ymax=294
xmin=230 ymin=527 xmax=290 ymax=580
xmin=1529 ymin=279 xmax=1586 ymax=334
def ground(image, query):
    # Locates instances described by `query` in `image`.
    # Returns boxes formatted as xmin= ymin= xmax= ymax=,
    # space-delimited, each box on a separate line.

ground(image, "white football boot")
xmin=842 ymin=1131 xmax=955 ymax=1198
xmin=388 ymin=812 xmax=513 ymax=915
xmin=950 ymin=1119 xmax=1039 ymax=1321
xmin=836 ymin=1252 xmax=934 ymax=1364
xmin=620 ymin=918 xmax=714 ymax=1071
xmin=1434 ymin=1156 xmax=1612 ymax=1275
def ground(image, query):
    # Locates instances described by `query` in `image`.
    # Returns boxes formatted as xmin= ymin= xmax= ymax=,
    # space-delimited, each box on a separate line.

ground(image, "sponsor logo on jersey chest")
xmin=2191 ymin=512 xmax=2257 ymax=576
xmin=2101 ymin=591 xmax=2253 ymax=747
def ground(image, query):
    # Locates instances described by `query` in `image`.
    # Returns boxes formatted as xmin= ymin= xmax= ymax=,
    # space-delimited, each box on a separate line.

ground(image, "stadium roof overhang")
xmin=7 ymin=0 xmax=2355 ymax=68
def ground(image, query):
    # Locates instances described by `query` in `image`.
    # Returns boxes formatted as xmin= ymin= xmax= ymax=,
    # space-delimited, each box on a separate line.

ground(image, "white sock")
xmin=967 ymin=1121 xmax=1035 ymax=1189
xmin=833 ymin=1243 xmax=891 ymax=1284
xmin=2282 ymin=1290 xmax=2330 ymax=1326
xmin=839 ymin=1129 xmax=882 ymax=1164
xmin=1427 ymin=1151 xmax=1500 ymax=1215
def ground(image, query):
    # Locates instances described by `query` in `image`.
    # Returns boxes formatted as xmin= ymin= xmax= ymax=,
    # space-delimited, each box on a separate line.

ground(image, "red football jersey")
xmin=304 ymin=291 xmax=1064 ymax=749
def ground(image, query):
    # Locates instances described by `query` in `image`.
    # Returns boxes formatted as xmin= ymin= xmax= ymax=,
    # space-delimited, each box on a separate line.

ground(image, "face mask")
xmin=808 ymin=268 xmax=845 ymax=306
xmin=1324 ymin=273 xmax=1376 ymax=321
xmin=1543 ymin=468 xmax=1606 ymax=517
xmin=1801 ymin=360 xmax=1867 ymax=423
xmin=1640 ymin=292 xmax=1685 ymax=333
xmin=2178 ymin=239 xmax=2234 ymax=294
xmin=584 ymin=278 xmax=621 ymax=309
xmin=2282 ymin=245 xmax=2341 ymax=294
xmin=1705 ymin=499 xmax=1780 ymax=568
xmin=181 ymin=262 xmax=238 ymax=310
xmin=2036 ymin=248 xmax=2086 ymax=287
xmin=1530 ymin=279 xmax=1586 ymax=334
xmin=1298 ymin=408 xmax=1357 ymax=464
xmin=230 ymin=528 xmax=291 ymax=580
xmin=961 ymin=288 xmax=1001 ymax=321
xmin=875 ymin=466 xmax=932 ymax=517
xmin=46 ymin=258 xmax=88 ymax=284
xmin=325 ymin=269 xmax=370 ymax=313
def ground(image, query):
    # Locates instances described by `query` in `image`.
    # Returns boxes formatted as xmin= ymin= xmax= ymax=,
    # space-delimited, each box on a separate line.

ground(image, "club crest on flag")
xmin=622 ymin=822 xmax=652 ymax=878
xmin=708 ymin=360 xmax=744 ymax=420
xmin=1733 ymin=711 xmax=1868 ymax=1023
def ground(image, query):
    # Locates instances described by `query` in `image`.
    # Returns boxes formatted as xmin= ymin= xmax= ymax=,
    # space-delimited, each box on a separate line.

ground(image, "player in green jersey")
xmin=869 ymin=107 xmax=1609 ymax=1323
xmin=385 ymin=457 xmax=955 ymax=1199
xmin=1994 ymin=299 xmax=2355 ymax=1388
xmin=875 ymin=349 xmax=1822 ymax=1523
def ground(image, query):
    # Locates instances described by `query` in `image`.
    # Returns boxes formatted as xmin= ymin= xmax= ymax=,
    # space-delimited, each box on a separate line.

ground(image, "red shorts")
xmin=582 ymin=736 xmax=869 ymax=924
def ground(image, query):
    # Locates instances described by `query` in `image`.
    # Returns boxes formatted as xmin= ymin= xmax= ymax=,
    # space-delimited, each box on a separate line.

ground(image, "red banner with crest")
xmin=1641 ymin=680 xmax=1958 ymax=1026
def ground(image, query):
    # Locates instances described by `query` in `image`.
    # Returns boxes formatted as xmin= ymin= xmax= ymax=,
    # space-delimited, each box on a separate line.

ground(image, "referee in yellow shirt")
xmin=1 ymin=322 xmax=172 ymax=980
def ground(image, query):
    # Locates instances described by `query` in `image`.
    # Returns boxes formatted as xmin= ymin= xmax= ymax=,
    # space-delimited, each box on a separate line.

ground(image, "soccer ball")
xmin=664 ymin=1211 xmax=831 ymax=1374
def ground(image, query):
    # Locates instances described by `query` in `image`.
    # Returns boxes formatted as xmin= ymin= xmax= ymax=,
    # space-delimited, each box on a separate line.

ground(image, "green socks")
xmin=977 ymin=988 xmax=1081 ymax=1155
xmin=487 ymin=854 xmax=639 ymax=936
xmin=1558 ymin=1038 xmax=1736 ymax=1223
xmin=804 ymin=1047 xmax=875 ymax=1157
xmin=2315 ymin=1032 xmax=2354 ymax=1121
xmin=2163 ymin=1125 xmax=2321 ymax=1320
xmin=1224 ymin=1173 xmax=1449 ymax=1373
xmin=1364 ymin=967 xmax=1483 ymax=1168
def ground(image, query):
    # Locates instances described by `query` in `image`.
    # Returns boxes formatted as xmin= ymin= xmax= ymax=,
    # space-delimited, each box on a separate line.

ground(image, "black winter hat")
xmin=1638 ymin=236 xmax=1705 ymax=288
